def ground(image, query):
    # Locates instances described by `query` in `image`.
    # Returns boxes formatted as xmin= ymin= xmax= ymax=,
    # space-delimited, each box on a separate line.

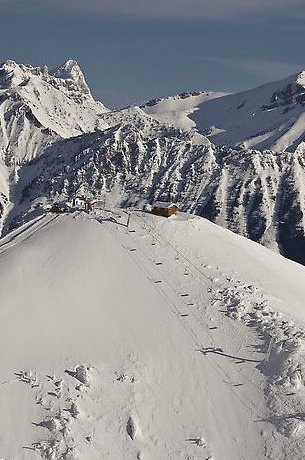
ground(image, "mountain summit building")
xmin=151 ymin=202 xmax=178 ymax=217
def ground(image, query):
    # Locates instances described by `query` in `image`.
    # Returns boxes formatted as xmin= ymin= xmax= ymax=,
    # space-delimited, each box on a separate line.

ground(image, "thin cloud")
xmin=2 ymin=0 xmax=305 ymax=20
xmin=203 ymin=56 xmax=304 ymax=80
xmin=233 ymin=59 xmax=304 ymax=79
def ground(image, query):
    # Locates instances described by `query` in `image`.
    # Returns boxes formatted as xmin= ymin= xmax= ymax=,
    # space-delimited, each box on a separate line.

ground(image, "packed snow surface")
xmin=1 ymin=210 xmax=305 ymax=459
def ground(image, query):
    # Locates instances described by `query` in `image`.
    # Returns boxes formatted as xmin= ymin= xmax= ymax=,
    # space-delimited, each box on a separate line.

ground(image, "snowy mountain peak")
xmin=263 ymin=72 xmax=305 ymax=111
xmin=142 ymin=70 xmax=305 ymax=152
xmin=0 ymin=59 xmax=111 ymax=166
xmin=0 ymin=59 xmax=95 ymax=104
xmin=51 ymin=59 xmax=91 ymax=97
xmin=0 ymin=60 xmax=52 ymax=88
xmin=0 ymin=59 xmax=32 ymax=89
xmin=296 ymin=70 xmax=305 ymax=87
xmin=0 ymin=59 xmax=19 ymax=71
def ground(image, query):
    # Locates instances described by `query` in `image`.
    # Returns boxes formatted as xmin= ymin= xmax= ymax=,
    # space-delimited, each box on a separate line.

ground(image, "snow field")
xmin=1 ymin=211 xmax=305 ymax=458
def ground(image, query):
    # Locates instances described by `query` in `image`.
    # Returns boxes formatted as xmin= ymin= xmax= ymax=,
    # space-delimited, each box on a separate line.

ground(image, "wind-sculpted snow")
xmin=4 ymin=122 xmax=305 ymax=265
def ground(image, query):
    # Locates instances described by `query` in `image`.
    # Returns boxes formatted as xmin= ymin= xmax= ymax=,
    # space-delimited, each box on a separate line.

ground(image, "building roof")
xmin=153 ymin=201 xmax=178 ymax=209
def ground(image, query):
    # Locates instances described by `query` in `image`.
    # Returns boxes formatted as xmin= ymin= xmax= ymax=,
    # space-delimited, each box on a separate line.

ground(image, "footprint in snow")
xmin=126 ymin=416 xmax=137 ymax=441
xmin=65 ymin=364 xmax=91 ymax=385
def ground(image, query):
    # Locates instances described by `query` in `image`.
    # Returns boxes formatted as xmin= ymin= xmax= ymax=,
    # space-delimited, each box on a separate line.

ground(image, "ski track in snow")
xmin=1 ymin=210 xmax=305 ymax=459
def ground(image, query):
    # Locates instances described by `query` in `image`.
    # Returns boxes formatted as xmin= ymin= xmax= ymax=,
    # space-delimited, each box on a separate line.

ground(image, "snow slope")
xmin=141 ymin=91 xmax=226 ymax=131
xmin=1 ymin=210 xmax=305 ymax=458
xmin=143 ymin=72 xmax=305 ymax=152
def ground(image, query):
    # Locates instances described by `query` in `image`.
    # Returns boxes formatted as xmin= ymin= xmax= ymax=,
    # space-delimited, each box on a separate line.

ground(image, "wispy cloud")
xmin=2 ymin=0 xmax=305 ymax=21
xmin=202 ymin=56 xmax=304 ymax=80
xmin=233 ymin=59 xmax=304 ymax=79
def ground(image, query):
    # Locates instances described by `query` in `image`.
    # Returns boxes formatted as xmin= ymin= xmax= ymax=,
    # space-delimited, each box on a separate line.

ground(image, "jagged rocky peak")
xmin=0 ymin=58 xmax=94 ymax=103
xmin=266 ymin=71 xmax=305 ymax=110
xmin=0 ymin=60 xmax=45 ymax=89
xmin=296 ymin=70 xmax=305 ymax=86
xmin=51 ymin=59 xmax=91 ymax=97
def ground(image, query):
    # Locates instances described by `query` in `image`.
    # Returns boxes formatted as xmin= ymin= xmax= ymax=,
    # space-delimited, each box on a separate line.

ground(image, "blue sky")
xmin=0 ymin=0 xmax=304 ymax=108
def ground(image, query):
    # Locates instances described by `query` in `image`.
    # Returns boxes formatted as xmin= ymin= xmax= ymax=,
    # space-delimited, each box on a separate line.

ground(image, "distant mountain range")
xmin=1 ymin=59 xmax=305 ymax=265
xmin=142 ymin=72 xmax=305 ymax=152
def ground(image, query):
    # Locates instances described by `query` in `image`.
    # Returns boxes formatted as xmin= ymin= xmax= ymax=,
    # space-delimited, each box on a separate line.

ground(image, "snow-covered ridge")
xmin=3 ymin=121 xmax=305 ymax=266
xmin=0 ymin=59 xmax=96 ymax=102
xmin=142 ymin=90 xmax=224 ymax=107
xmin=2 ymin=211 xmax=305 ymax=458
xmin=142 ymin=90 xmax=226 ymax=131
xmin=143 ymin=71 xmax=305 ymax=152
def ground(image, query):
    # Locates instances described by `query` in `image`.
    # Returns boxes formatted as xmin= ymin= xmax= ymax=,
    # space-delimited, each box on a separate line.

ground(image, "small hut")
xmin=72 ymin=196 xmax=86 ymax=208
xmin=151 ymin=202 xmax=178 ymax=218
xmin=71 ymin=195 xmax=97 ymax=213
xmin=85 ymin=201 xmax=94 ymax=212
xmin=50 ymin=202 xmax=64 ymax=214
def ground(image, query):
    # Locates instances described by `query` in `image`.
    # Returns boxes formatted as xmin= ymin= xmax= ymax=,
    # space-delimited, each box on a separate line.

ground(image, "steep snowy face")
xmin=8 ymin=122 xmax=211 ymax=213
xmin=263 ymin=73 xmax=305 ymax=113
xmin=51 ymin=59 xmax=92 ymax=98
xmin=296 ymin=71 xmax=305 ymax=87
xmin=189 ymin=72 xmax=305 ymax=152
xmin=0 ymin=59 xmax=188 ymax=168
